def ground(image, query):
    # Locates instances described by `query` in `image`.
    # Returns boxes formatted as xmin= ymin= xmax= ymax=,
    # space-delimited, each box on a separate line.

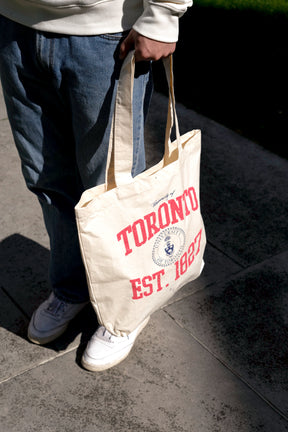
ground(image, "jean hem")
xmin=53 ymin=290 xmax=90 ymax=305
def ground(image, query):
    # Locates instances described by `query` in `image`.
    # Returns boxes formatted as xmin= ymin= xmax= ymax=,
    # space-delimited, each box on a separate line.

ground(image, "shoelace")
xmin=46 ymin=298 xmax=67 ymax=317
xmin=101 ymin=328 xmax=129 ymax=343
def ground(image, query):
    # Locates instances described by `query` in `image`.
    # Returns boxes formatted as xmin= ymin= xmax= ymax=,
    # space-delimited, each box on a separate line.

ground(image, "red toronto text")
xmin=117 ymin=187 xmax=198 ymax=256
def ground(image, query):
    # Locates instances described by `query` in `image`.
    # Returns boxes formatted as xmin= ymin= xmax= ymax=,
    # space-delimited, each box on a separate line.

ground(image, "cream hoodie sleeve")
xmin=133 ymin=0 xmax=193 ymax=42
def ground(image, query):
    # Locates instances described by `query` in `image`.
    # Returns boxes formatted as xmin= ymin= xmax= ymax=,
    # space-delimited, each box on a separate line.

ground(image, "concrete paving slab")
xmin=200 ymin=122 xmax=288 ymax=267
xmin=0 ymin=234 xmax=50 ymax=315
xmin=1 ymin=311 xmax=288 ymax=432
xmin=164 ymin=250 xmax=288 ymax=417
xmin=0 ymin=84 xmax=7 ymax=119
xmin=0 ymin=289 xmax=29 ymax=382
xmin=0 ymin=287 xmax=97 ymax=383
xmin=0 ymin=287 xmax=55 ymax=383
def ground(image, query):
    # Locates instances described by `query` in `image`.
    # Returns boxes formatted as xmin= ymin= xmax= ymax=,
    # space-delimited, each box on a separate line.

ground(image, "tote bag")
xmin=75 ymin=51 xmax=206 ymax=336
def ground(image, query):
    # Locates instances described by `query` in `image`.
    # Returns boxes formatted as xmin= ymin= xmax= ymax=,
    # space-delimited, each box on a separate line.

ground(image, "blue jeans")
xmin=0 ymin=15 xmax=153 ymax=303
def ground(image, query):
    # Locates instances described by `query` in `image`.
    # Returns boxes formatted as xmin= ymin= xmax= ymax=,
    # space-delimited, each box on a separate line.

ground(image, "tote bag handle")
xmin=106 ymin=51 xmax=181 ymax=189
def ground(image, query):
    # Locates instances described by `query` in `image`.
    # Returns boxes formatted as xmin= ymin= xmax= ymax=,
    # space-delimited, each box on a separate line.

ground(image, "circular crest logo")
xmin=152 ymin=227 xmax=186 ymax=267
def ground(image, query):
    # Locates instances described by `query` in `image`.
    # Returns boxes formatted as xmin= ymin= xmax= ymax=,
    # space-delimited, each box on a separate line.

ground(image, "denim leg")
xmin=0 ymin=16 xmax=153 ymax=303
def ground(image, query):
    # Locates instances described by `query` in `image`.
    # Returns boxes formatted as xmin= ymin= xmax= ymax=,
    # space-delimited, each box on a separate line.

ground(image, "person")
xmin=0 ymin=0 xmax=192 ymax=372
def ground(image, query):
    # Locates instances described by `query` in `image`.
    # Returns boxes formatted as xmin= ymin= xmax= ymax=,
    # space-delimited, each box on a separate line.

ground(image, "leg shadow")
xmin=0 ymin=234 xmax=98 ymax=352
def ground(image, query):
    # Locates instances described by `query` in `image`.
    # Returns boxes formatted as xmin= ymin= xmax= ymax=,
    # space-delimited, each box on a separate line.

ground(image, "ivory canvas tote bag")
xmin=75 ymin=52 xmax=206 ymax=336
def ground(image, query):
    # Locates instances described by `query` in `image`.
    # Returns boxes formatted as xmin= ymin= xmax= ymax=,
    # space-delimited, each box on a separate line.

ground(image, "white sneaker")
xmin=28 ymin=293 xmax=88 ymax=345
xmin=81 ymin=318 xmax=150 ymax=372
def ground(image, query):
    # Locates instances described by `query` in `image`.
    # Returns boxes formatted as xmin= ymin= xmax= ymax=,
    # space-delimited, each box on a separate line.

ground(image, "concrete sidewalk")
xmin=0 ymin=84 xmax=288 ymax=431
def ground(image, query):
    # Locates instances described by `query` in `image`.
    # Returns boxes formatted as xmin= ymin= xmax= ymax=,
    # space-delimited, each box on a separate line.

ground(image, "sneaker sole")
xmin=81 ymin=349 xmax=131 ymax=372
xmin=27 ymin=323 xmax=69 ymax=345
xmin=81 ymin=317 xmax=150 ymax=372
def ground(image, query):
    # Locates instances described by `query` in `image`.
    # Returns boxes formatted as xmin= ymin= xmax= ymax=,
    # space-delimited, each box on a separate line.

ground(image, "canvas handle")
xmin=106 ymin=51 xmax=181 ymax=188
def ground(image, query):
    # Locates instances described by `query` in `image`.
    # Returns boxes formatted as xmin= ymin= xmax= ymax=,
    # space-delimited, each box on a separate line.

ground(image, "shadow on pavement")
xmin=0 ymin=234 xmax=98 ymax=352
xmin=153 ymin=6 xmax=288 ymax=159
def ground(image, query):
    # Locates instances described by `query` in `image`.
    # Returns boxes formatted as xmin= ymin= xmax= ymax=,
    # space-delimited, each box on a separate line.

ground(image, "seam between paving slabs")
xmin=206 ymin=239 xmax=246 ymax=268
xmin=0 ymin=345 xmax=78 ymax=385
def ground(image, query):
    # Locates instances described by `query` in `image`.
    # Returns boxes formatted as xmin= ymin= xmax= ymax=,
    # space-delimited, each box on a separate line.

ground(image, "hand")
xmin=119 ymin=29 xmax=176 ymax=62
